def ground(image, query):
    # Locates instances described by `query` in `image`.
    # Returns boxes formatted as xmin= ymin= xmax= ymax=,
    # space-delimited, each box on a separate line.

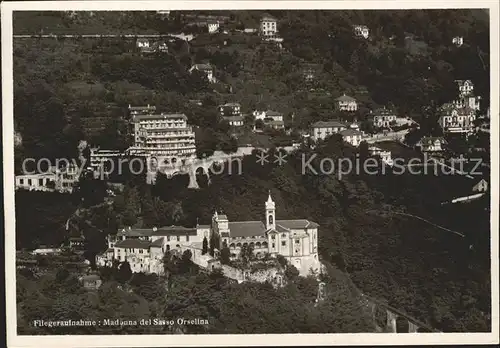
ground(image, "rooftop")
xmin=339 ymin=129 xmax=363 ymax=136
xmin=224 ymin=115 xmax=245 ymax=122
xmin=372 ymin=107 xmax=396 ymax=117
xmin=191 ymin=63 xmax=213 ymax=71
xmin=228 ymin=221 xmax=267 ymax=238
xmin=419 ymin=136 xmax=447 ymax=145
xmin=220 ymin=102 xmax=241 ymax=107
xmin=455 ymin=79 xmax=473 ymax=86
xmin=128 ymin=105 xmax=156 ymax=111
xmin=438 ymin=103 xmax=474 ymax=116
xmin=132 ymin=113 xmax=188 ymax=122
xmin=261 ymin=15 xmax=277 ymax=22
xmin=117 ymin=225 xmax=198 ymax=237
xmin=276 ymin=219 xmax=319 ymax=230
xmin=265 ymin=110 xmax=283 ymax=116
xmin=81 ymin=274 xmax=101 ymax=281
xmin=117 ymin=228 xmax=153 ymax=237
xmin=335 ymin=94 xmax=356 ymax=102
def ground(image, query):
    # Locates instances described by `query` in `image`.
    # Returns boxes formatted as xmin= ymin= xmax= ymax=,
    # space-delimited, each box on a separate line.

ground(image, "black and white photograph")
xmin=2 ymin=1 xmax=499 ymax=346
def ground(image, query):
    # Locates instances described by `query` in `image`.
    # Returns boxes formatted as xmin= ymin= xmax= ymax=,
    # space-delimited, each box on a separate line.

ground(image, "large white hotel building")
xmin=127 ymin=113 xmax=196 ymax=159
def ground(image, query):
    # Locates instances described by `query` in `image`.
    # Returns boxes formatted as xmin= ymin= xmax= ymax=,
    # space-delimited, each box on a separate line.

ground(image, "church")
xmin=211 ymin=192 xmax=321 ymax=276
xmin=97 ymin=192 xmax=321 ymax=277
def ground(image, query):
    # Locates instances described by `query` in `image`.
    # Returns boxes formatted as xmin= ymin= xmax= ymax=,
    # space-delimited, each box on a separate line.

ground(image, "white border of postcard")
xmin=3 ymin=1 xmax=499 ymax=347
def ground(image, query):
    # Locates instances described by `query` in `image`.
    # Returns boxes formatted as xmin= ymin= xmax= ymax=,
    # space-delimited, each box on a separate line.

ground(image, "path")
xmin=14 ymin=33 xmax=195 ymax=41
xmin=366 ymin=209 xmax=465 ymax=237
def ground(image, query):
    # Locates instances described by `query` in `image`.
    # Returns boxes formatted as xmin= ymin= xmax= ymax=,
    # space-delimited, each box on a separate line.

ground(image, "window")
xmin=282 ymin=233 xmax=286 ymax=238
xmin=281 ymin=241 xmax=286 ymax=246
xmin=28 ymin=179 xmax=32 ymax=185
xmin=295 ymin=239 xmax=300 ymax=244
xmin=271 ymin=235 xmax=276 ymax=240
xmin=186 ymin=235 xmax=190 ymax=242
xmin=167 ymin=236 xmax=170 ymax=241
xmin=177 ymin=236 xmax=180 ymax=242
xmin=19 ymin=179 xmax=24 ymax=185
xmin=39 ymin=179 xmax=43 ymax=186
xmin=272 ymin=243 xmax=275 ymax=248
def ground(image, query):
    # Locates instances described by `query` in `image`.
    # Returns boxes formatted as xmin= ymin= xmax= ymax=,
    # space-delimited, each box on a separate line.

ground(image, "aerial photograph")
xmin=11 ymin=8 xmax=491 ymax=336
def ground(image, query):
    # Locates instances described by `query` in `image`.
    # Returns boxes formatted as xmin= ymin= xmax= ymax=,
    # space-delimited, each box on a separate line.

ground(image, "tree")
xmin=239 ymin=244 xmax=254 ymax=265
xmin=209 ymin=233 xmax=216 ymax=257
xmin=117 ymin=261 xmax=132 ymax=283
xmin=220 ymin=247 xmax=231 ymax=265
xmin=284 ymin=264 xmax=300 ymax=280
xmin=202 ymin=236 xmax=208 ymax=255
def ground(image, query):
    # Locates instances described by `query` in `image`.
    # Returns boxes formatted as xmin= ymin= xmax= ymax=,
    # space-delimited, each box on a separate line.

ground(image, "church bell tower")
xmin=265 ymin=191 xmax=276 ymax=230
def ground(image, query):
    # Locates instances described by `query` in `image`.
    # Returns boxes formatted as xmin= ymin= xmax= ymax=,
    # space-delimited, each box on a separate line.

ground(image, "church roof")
xmin=228 ymin=221 xmax=266 ymax=237
xmin=276 ymin=219 xmax=319 ymax=230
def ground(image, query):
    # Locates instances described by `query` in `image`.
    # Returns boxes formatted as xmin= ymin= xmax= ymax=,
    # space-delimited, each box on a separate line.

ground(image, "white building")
xmin=127 ymin=113 xmax=196 ymax=159
xmin=224 ymin=115 xmax=245 ymax=127
xmin=455 ymin=79 xmax=474 ymax=97
xmin=136 ymin=38 xmax=150 ymax=49
xmin=339 ymin=128 xmax=363 ymax=147
xmin=353 ymin=25 xmax=370 ymax=39
xmin=219 ymin=102 xmax=241 ymax=117
xmin=438 ymin=103 xmax=475 ymax=134
xmin=372 ymin=107 xmax=397 ymax=128
xmin=472 ymin=179 xmax=488 ymax=193
xmin=98 ymin=225 xmax=209 ymax=274
xmin=335 ymin=94 xmax=358 ymax=112
xmin=368 ymin=146 xmax=393 ymax=166
xmin=15 ymin=164 xmax=80 ymax=193
xmin=453 ymin=95 xmax=481 ymax=111
xmin=128 ymin=104 xmax=156 ymax=117
xmin=310 ymin=120 xmax=347 ymax=141
xmin=213 ymin=193 xmax=320 ymax=276
xmin=208 ymin=21 xmax=219 ymax=33
xmin=253 ymin=110 xmax=283 ymax=122
xmin=189 ymin=63 xmax=216 ymax=83
xmin=416 ymin=136 xmax=447 ymax=152
xmin=253 ymin=110 xmax=285 ymax=129
xmin=97 ymin=193 xmax=321 ymax=277
xmin=260 ymin=15 xmax=278 ymax=38
xmin=32 ymin=248 xmax=62 ymax=255
xmin=452 ymin=36 xmax=464 ymax=47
